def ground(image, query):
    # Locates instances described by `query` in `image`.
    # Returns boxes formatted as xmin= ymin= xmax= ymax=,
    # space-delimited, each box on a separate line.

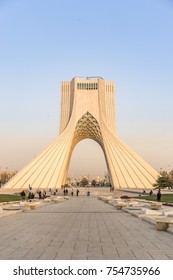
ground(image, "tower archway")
xmin=66 ymin=111 xmax=110 ymax=183
xmin=67 ymin=139 xmax=108 ymax=179
xmin=4 ymin=77 xmax=158 ymax=190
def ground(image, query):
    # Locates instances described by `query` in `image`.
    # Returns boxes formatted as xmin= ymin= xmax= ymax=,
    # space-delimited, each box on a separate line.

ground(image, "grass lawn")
xmin=0 ymin=194 xmax=21 ymax=203
xmin=135 ymin=194 xmax=173 ymax=203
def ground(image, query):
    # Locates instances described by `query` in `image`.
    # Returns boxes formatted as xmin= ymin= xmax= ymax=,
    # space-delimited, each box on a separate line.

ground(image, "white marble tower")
xmin=4 ymin=77 xmax=158 ymax=189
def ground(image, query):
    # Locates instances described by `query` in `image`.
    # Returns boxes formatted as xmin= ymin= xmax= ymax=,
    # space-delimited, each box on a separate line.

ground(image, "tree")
xmin=91 ymin=179 xmax=96 ymax=186
xmin=0 ymin=172 xmax=9 ymax=185
xmin=169 ymin=170 xmax=173 ymax=180
xmin=153 ymin=176 xmax=173 ymax=189
xmin=80 ymin=177 xmax=89 ymax=187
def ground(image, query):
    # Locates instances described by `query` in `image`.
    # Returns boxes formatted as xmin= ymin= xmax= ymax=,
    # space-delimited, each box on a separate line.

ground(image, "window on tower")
xmin=77 ymin=83 xmax=98 ymax=90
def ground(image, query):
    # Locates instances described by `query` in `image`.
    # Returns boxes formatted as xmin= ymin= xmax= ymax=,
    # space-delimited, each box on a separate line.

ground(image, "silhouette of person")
xmin=157 ymin=188 xmax=161 ymax=202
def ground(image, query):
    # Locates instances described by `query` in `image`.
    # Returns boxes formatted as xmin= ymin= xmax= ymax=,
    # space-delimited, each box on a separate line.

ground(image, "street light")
xmin=5 ymin=167 xmax=8 ymax=183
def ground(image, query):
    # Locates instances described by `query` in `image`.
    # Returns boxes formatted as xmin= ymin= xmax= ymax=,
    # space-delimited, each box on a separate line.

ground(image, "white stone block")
xmin=141 ymin=208 xmax=163 ymax=216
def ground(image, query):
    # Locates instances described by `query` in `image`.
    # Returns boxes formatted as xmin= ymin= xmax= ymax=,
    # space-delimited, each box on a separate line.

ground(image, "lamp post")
xmin=167 ymin=165 xmax=170 ymax=179
xmin=5 ymin=167 xmax=8 ymax=183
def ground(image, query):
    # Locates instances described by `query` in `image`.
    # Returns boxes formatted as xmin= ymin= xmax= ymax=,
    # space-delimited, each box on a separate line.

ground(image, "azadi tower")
xmin=4 ymin=77 xmax=158 ymax=190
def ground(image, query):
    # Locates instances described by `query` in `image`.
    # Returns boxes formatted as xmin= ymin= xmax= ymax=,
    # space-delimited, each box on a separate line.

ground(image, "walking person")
xmin=20 ymin=190 xmax=26 ymax=201
xmin=63 ymin=188 xmax=66 ymax=196
xmin=43 ymin=189 xmax=46 ymax=198
xmin=38 ymin=190 xmax=42 ymax=199
xmin=157 ymin=188 xmax=161 ymax=202
xmin=76 ymin=189 xmax=79 ymax=196
xmin=149 ymin=190 xmax=153 ymax=195
xmin=28 ymin=184 xmax=32 ymax=199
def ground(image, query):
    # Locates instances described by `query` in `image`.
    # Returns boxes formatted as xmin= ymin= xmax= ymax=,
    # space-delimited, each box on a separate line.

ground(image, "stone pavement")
xmin=0 ymin=196 xmax=173 ymax=260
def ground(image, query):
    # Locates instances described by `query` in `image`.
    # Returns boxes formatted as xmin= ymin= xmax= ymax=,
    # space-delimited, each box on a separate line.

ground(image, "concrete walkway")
xmin=0 ymin=196 xmax=173 ymax=260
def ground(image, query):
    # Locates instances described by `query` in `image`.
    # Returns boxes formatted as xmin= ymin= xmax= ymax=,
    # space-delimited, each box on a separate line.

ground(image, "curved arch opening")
xmin=67 ymin=139 xmax=108 ymax=181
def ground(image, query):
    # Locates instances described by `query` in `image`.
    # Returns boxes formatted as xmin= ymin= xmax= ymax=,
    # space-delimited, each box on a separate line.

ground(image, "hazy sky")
xmin=0 ymin=0 xmax=173 ymax=178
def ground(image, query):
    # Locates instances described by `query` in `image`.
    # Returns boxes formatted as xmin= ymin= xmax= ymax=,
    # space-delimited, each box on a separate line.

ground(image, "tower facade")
xmin=4 ymin=77 xmax=158 ymax=189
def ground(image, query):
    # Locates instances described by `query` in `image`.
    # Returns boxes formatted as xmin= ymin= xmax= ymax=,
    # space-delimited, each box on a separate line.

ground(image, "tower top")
xmin=73 ymin=76 xmax=103 ymax=80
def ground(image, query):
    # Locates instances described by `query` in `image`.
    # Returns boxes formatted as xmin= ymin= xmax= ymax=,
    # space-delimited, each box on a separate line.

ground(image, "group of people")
xmin=63 ymin=188 xmax=79 ymax=197
xmin=20 ymin=185 xmax=59 ymax=200
xmin=21 ymin=184 xmax=162 ymax=202
xmin=20 ymin=185 xmax=34 ymax=200
xmin=20 ymin=184 xmax=82 ymax=200
xmin=143 ymin=188 xmax=162 ymax=202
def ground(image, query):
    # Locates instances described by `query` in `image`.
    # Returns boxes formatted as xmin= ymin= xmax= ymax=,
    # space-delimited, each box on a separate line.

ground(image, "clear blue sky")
xmin=0 ymin=0 xmax=173 ymax=177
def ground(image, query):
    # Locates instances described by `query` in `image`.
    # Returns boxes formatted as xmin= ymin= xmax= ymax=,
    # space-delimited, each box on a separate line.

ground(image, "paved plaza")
xmin=0 ymin=196 xmax=173 ymax=260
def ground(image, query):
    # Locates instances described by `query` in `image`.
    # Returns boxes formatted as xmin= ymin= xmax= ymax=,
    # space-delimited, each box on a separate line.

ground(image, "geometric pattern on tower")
xmin=73 ymin=112 xmax=103 ymax=146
